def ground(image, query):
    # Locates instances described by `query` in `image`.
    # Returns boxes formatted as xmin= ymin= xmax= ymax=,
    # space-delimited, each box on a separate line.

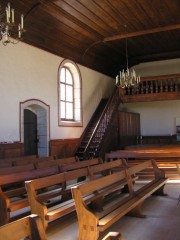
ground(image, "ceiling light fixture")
xmin=0 ymin=2 xmax=25 ymax=46
xmin=116 ymin=25 xmax=140 ymax=88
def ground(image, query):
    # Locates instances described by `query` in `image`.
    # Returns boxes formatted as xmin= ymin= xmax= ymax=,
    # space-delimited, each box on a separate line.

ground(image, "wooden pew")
xmin=36 ymin=156 xmax=79 ymax=169
xmin=25 ymin=159 xmax=124 ymax=229
xmin=0 ymin=165 xmax=59 ymax=226
xmin=0 ymin=163 xmax=36 ymax=175
xmin=0 ymin=155 xmax=37 ymax=168
xmin=71 ymin=160 xmax=168 ymax=240
xmin=60 ymin=157 xmax=102 ymax=171
xmin=55 ymin=156 xmax=79 ymax=163
xmin=0 ymin=156 xmax=103 ymax=225
xmin=0 ymin=214 xmax=47 ymax=240
xmin=13 ymin=155 xmax=55 ymax=166
xmin=105 ymin=150 xmax=180 ymax=179
xmin=0 ymin=156 xmax=79 ymax=174
xmin=105 ymin=150 xmax=180 ymax=160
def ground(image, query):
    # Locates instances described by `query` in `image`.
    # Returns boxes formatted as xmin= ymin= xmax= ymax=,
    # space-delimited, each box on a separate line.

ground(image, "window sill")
xmin=59 ymin=120 xmax=82 ymax=127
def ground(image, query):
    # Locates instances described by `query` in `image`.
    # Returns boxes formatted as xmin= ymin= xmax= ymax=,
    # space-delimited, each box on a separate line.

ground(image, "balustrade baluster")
xmin=145 ymin=81 xmax=148 ymax=94
xmin=150 ymin=80 xmax=153 ymax=93
xmin=165 ymin=79 xmax=168 ymax=92
xmin=160 ymin=80 xmax=163 ymax=92
xmin=175 ymin=79 xmax=178 ymax=91
xmin=155 ymin=80 xmax=158 ymax=93
xmin=170 ymin=79 xmax=173 ymax=92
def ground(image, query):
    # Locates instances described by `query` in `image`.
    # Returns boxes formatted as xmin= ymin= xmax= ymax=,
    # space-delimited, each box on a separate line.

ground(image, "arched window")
xmin=58 ymin=60 xmax=82 ymax=126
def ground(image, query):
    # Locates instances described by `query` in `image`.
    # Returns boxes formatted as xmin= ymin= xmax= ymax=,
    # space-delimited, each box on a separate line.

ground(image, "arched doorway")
xmin=20 ymin=99 xmax=50 ymax=157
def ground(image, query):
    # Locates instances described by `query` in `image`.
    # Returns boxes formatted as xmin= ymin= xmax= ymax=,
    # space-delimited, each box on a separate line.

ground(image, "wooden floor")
xmin=46 ymin=181 xmax=180 ymax=240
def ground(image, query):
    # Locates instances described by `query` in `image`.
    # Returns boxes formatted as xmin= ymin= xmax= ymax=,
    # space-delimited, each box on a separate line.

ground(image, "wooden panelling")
xmin=0 ymin=143 xmax=24 ymax=159
xmin=141 ymin=135 xmax=177 ymax=145
xmin=118 ymin=111 xmax=140 ymax=148
xmin=49 ymin=138 xmax=80 ymax=158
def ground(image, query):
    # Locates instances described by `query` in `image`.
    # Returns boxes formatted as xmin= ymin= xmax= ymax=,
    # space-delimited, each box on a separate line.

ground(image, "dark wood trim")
xmin=49 ymin=138 xmax=80 ymax=158
xmin=0 ymin=142 xmax=24 ymax=159
xmin=103 ymin=24 xmax=180 ymax=42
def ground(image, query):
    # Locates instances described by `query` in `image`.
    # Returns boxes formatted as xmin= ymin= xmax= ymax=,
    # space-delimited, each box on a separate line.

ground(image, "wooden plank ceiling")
xmin=4 ymin=0 xmax=180 ymax=77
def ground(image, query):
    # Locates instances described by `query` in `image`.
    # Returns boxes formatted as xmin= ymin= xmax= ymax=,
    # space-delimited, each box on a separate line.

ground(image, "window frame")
xmin=58 ymin=59 xmax=82 ymax=127
xmin=60 ymin=67 xmax=74 ymax=121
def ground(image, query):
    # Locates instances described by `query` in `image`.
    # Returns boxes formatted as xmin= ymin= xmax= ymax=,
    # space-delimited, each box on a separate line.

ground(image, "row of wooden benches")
xmin=19 ymin=159 xmax=167 ymax=239
xmin=71 ymin=159 xmax=167 ymax=240
xmin=0 ymin=155 xmax=168 ymax=239
xmin=0 ymin=214 xmax=123 ymax=240
xmin=0 ymin=154 xmax=79 ymax=170
xmin=105 ymin=149 xmax=180 ymax=179
xmin=0 ymin=157 xmax=102 ymax=225
xmin=0 ymin=157 xmax=126 ymax=239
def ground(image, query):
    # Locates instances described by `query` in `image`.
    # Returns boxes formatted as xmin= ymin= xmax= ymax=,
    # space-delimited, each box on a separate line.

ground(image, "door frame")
xmin=20 ymin=99 xmax=50 ymax=157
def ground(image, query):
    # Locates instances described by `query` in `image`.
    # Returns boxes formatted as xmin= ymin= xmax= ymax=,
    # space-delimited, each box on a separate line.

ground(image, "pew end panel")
xmin=0 ymin=187 xmax=10 ymax=226
xmin=25 ymin=173 xmax=66 ymax=229
xmin=0 ymin=214 xmax=47 ymax=240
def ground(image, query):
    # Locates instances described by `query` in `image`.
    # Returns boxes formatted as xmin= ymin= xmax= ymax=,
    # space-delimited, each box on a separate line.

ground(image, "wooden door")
xmin=24 ymin=109 xmax=38 ymax=156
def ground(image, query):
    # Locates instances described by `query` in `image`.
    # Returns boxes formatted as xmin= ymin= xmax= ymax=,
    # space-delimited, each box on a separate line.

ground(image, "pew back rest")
xmin=60 ymin=158 xmax=102 ymax=171
xmin=25 ymin=168 xmax=88 ymax=199
xmin=88 ymin=159 xmax=124 ymax=178
xmin=105 ymin=150 xmax=180 ymax=160
xmin=0 ymin=163 xmax=36 ymax=175
xmin=13 ymin=156 xmax=54 ymax=166
xmin=0 ymin=165 xmax=59 ymax=187
xmin=55 ymin=156 xmax=79 ymax=165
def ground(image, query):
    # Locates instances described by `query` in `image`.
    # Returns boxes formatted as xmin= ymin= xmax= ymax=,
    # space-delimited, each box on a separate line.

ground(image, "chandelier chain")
xmin=116 ymin=25 xmax=140 ymax=88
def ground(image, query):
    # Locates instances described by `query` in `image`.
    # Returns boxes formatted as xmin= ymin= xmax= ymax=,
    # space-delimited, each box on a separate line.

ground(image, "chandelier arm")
xmin=0 ymin=2 xmax=25 ymax=45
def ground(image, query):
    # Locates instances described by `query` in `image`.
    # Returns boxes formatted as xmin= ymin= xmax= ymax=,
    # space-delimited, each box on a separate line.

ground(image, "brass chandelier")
xmin=116 ymin=27 xmax=140 ymax=88
xmin=0 ymin=2 xmax=25 ymax=46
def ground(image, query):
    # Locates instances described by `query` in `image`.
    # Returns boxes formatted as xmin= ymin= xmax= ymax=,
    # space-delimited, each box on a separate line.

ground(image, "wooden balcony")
xmin=119 ymin=74 xmax=180 ymax=103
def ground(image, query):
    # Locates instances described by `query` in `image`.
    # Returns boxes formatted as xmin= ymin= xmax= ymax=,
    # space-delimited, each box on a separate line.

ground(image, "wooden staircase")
xmin=75 ymin=87 xmax=120 ymax=160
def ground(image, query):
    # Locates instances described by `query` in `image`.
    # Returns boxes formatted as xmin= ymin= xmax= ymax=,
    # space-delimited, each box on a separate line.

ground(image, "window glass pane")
xmin=66 ymin=69 xmax=73 ymax=84
xmin=60 ymin=101 xmax=65 ymax=118
xmin=66 ymin=102 xmax=73 ymax=119
xmin=60 ymin=84 xmax=65 ymax=100
xmin=60 ymin=68 xmax=65 ymax=83
xmin=66 ymin=85 xmax=73 ymax=102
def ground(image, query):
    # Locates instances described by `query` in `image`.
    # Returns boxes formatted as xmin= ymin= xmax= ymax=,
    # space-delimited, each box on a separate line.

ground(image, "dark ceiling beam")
xmin=103 ymin=24 xmax=180 ymax=42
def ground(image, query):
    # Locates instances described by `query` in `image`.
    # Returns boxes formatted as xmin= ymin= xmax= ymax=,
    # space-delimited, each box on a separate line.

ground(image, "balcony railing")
xmin=119 ymin=74 xmax=180 ymax=103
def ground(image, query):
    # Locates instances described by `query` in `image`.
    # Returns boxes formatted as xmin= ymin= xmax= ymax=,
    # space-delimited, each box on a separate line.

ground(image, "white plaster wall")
xmin=121 ymin=59 xmax=180 ymax=136
xmin=120 ymin=100 xmax=180 ymax=136
xmin=133 ymin=58 xmax=180 ymax=77
xmin=0 ymin=41 xmax=114 ymax=142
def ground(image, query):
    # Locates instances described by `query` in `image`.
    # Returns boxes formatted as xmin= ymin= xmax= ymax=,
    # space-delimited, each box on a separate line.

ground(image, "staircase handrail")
xmin=83 ymin=86 xmax=120 ymax=157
